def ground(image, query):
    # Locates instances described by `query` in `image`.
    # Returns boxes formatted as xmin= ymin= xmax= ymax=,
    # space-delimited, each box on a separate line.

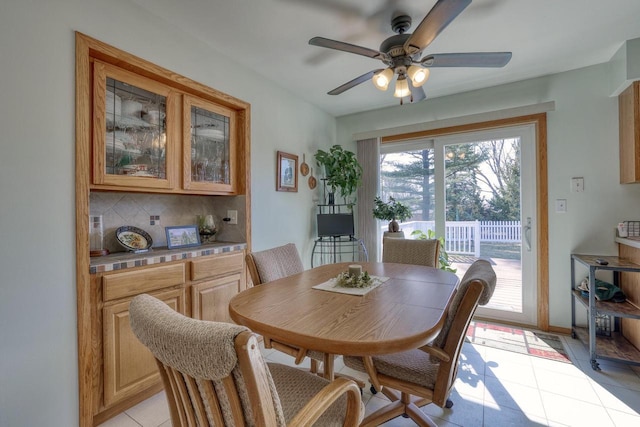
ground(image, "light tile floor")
xmin=99 ymin=334 xmax=640 ymax=427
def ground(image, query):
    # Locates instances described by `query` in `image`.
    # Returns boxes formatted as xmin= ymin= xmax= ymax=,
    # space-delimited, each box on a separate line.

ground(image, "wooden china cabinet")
xmin=75 ymin=33 xmax=251 ymax=427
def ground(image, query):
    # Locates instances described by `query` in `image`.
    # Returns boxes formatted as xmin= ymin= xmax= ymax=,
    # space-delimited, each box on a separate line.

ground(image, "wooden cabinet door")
xmin=191 ymin=274 xmax=242 ymax=323
xmin=183 ymin=94 xmax=237 ymax=194
xmin=102 ymin=287 xmax=185 ymax=407
xmin=92 ymin=60 xmax=179 ymax=190
xmin=619 ymin=81 xmax=640 ymax=183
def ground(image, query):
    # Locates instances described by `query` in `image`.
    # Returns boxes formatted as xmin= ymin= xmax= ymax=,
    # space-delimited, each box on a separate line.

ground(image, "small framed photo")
xmin=165 ymin=225 xmax=201 ymax=249
xmin=277 ymin=151 xmax=298 ymax=192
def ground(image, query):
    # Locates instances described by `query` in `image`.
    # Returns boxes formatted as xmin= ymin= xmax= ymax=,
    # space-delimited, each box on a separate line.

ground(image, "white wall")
xmin=337 ymin=61 xmax=640 ymax=329
xmin=0 ymin=0 xmax=335 ymax=425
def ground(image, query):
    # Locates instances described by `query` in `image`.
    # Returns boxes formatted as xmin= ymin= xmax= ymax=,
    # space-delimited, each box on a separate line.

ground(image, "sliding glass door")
xmin=380 ymin=125 xmax=537 ymax=325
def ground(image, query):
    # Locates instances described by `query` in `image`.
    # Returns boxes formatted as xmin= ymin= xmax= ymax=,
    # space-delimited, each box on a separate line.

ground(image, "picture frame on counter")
xmin=165 ymin=225 xmax=201 ymax=249
xmin=276 ymin=151 xmax=298 ymax=192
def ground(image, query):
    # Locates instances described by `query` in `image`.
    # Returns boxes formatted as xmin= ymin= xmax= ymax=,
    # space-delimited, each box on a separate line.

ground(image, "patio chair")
xmin=129 ymin=294 xmax=363 ymax=426
xmin=343 ymin=259 xmax=496 ymax=426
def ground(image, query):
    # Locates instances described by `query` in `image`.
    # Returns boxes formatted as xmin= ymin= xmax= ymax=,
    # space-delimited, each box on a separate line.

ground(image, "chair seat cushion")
xmin=343 ymin=349 xmax=439 ymax=389
xmin=268 ymin=363 xmax=363 ymax=426
xmin=307 ymin=350 xmax=325 ymax=361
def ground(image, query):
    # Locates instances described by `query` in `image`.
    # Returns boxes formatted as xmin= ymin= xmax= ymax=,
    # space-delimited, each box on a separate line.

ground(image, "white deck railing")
xmin=381 ymin=220 xmax=521 ymax=257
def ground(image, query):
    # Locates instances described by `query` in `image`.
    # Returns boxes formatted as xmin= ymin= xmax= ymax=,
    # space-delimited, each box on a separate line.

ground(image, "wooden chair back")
xmin=129 ymin=294 xmax=283 ymax=426
xmin=129 ymin=294 xmax=362 ymax=426
xmin=382 ymin=237 xmax=440 ymax=268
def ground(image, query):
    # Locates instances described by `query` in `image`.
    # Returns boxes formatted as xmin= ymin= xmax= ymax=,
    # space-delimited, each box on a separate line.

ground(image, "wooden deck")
xmin=451 ymin=256 xmax=523 ymax=313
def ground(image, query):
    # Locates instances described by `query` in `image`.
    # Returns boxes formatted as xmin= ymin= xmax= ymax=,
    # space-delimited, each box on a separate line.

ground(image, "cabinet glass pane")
xmin=191 ymin=106 xmax=230 ymax=184
xmin=105 ymin=78 xmax=167 ymax=178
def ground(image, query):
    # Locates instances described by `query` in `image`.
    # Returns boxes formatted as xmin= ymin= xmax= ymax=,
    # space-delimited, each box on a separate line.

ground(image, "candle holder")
xmin=197 ymin=214 xmax=217 ymax=244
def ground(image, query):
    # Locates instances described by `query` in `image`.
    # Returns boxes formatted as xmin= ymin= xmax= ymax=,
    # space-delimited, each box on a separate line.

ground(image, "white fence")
xmin=382 ymin=220 xmax=521 ymax=257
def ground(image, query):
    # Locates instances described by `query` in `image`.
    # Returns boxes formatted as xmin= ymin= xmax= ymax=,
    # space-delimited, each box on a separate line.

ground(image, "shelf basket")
xmin=624 ymin=221 xmax=640 ymax=237
xmin=595 ymin=313 xmax=612 ymax=337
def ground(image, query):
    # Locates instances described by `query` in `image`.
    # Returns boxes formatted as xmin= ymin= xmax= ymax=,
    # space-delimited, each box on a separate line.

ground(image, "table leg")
xmin=323 ymin=353 xmax=335 ymax=380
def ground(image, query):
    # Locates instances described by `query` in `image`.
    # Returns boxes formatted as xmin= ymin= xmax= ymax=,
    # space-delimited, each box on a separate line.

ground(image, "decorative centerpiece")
xmin=334 ymin=265 xmax=375 ymax=288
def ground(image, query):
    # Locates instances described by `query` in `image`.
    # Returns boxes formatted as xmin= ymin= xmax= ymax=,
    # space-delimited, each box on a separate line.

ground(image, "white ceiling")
xmin=131 ymin=0 xmax=640 ymax=117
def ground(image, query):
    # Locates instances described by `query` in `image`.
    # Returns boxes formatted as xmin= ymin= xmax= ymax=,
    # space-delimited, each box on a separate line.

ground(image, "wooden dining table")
xmin=229 ymin=261 xmax=459 ymax=380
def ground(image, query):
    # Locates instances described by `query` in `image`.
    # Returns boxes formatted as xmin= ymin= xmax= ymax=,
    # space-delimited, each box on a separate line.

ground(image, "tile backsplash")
xmin=90 ymin=191 xmax=245 ymax=253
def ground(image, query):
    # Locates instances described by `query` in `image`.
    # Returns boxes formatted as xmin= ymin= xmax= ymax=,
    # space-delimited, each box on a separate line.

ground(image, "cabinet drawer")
xmin=103 ymin=263 xmax=186 ymax=302
xmin=191 ymin=252 xmax=243 ymax=281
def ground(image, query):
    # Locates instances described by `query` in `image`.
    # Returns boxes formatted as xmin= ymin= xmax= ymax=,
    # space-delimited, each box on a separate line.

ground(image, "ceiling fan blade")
xmin=406 ymin=84 xmax=426 ymax=103
xmin=404 ymin=0 xmax=472 ymax=55
xmin=421 ymin=52 xmax=512 ymax=67
xmin=309 ymin=37 xmax=385 ymax=60
xmin=328 ymin=69 xmax=383 ymax=95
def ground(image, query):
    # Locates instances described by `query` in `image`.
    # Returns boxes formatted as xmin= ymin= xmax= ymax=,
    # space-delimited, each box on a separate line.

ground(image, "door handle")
xmin=524 ymin=217 xmax=532 ymax=252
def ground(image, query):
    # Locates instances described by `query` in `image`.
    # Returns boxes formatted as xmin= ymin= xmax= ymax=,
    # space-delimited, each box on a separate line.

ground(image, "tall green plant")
xmin=315 ymin=145 xmax=363 ymax=202
xmin=411 ymin=229 xmax=457 ymax=273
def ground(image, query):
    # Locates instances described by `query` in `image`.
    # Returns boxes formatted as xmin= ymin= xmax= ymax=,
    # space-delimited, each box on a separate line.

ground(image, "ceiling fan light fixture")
xmin=393 ymin=76 xmax=410 ymax=98
xmin=407 ymin=65 xmax=429 ymax=87
xmin=372 ymin=68 xmax=394 ymax=91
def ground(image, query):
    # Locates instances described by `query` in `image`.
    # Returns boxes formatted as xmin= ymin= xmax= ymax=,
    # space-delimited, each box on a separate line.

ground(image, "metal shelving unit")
xmin=311 ymin=180 xmax=368 ymax=267
xmin=570 ymin=254 xmax=640 ymax=370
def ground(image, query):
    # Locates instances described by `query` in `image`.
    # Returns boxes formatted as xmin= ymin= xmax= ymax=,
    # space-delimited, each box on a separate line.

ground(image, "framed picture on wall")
xmin=276 ymin=151 xmax=298 ymax=192
xmin=165 ymin=225 xmax=201 ymax=249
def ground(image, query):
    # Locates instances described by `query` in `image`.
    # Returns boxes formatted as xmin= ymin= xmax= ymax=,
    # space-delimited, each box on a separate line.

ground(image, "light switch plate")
xmin=556 ymin=199 xmax=567 ymax=213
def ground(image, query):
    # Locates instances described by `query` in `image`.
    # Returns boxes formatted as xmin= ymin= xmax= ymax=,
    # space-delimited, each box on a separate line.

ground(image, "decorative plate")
xmin=115 ymin=226 xmax=153 ymax=251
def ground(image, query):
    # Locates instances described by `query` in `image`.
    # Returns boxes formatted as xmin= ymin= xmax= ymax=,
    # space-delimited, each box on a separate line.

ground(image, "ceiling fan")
xmin=309 ymin=0 xmax=512 ymax=104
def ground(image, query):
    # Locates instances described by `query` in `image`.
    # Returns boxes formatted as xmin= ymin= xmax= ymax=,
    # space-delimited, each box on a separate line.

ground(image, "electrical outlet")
xmin=227 ymin=210 xmax=238 ymax=225
xmin=571 ymin=177 xmax=584 ymax=192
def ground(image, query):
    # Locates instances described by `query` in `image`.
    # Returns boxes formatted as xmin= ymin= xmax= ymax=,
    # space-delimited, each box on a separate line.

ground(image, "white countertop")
xmin=615 ymin=236 xmax=640 ymax=249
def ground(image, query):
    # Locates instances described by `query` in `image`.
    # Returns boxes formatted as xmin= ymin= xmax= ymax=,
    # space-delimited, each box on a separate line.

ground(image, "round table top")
xmin=229 ymin=262 xmax=459 ymax=356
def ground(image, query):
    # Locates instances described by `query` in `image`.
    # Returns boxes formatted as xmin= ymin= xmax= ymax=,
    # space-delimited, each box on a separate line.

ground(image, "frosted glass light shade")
xmin=372 ymin=68 xmax=394 ymax=91
xmin=407 ymin=65 xmax=430 ymax=87
xmin=393 ymin=77 xmax=410 ymax=98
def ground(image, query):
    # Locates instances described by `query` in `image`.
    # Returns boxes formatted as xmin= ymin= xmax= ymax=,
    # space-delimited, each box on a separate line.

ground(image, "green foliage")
xmin=315 ymin=145 xmax=363 ymax=202
xmin=411 ymin=229 xmax=457 ymax=273
xmin=380 ymin=150 xmax=435 ymax=220
xmin=380 ymin=140 xmax=521 ymax=222
xmin=372 ymin=196 xmax=412 ymax=222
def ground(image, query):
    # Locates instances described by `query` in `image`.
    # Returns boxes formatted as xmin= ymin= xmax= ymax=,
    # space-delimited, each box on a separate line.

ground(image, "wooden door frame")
xmin=381 ymin=113 xmax=549 ymax=331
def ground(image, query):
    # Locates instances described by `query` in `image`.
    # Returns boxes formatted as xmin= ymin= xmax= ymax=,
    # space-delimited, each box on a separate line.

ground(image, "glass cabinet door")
xmin=92 ymin=61 xmax=177 ymax=189
xmin=183 ymin=95 xmax=236 ymax=193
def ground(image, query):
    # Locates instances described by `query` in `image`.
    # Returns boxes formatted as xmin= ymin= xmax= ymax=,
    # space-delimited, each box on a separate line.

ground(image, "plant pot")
xmin=388 ymin=219 xmax=400 ymax=232
xmin=383 ymin=231 xmax=405 ymax=239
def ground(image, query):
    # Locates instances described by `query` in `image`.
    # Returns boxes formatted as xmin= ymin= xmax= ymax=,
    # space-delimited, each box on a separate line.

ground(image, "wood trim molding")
xmin=381 ymin=113 xmax=550 ymax=331
xmin=75 ymin=33 xmax=93 ymax=427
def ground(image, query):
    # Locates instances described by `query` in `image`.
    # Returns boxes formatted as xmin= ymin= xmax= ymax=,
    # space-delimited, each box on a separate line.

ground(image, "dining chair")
xmin=382 ymin=237 xmax=440 ymax=268
xmin=129 ymin=294 xmax=363 ymax=427
xmin=246 ymin=242 xmax=305 ymax=285
xmin=343 ymin=259 xmax=497 ymax=427
xmin=246 ymin=243 xmax=365 ymax=387
xmin=245 ymin=243 xmax=323 ymax=369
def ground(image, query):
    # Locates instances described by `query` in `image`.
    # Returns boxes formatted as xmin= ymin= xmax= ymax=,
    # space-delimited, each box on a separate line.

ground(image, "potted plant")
xmin=373 ymin=196 xmax=412 ymax=232
xmin=411 ymin=229 xmax=457 ymax=272
xmin=314 ymin=144 xmax=363 ymax=205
